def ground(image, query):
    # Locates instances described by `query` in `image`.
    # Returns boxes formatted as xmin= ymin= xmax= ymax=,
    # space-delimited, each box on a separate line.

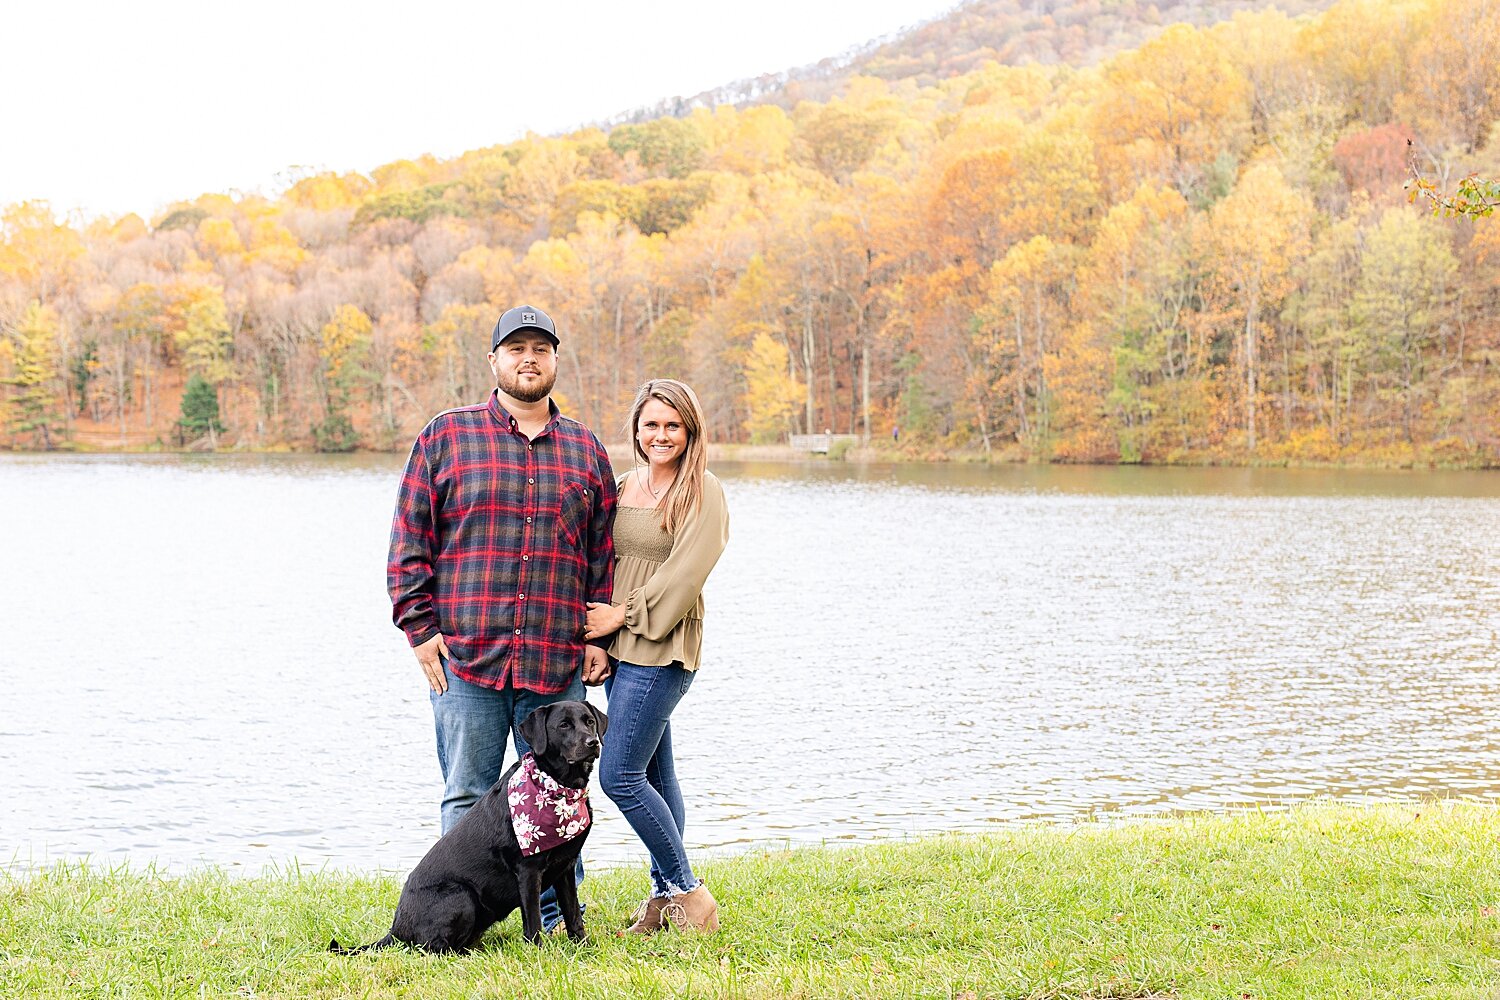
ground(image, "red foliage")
xmin=1332 ymin=122 xmax=1414 ymax=198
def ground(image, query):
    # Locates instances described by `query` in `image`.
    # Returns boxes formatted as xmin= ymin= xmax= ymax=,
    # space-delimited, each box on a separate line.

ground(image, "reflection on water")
xmin=1 ymin=455 xmax=1497 ymax=874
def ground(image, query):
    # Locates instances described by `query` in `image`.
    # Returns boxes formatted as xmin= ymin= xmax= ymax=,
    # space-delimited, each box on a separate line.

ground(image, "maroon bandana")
xmin=506 ymin=752 xmax=591 ymax=856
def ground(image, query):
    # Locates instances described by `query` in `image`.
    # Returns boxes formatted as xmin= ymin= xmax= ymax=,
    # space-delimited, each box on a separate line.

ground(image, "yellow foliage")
xmin=196 ymin=217 xmax=244 ymax=259
xmin=370 ymin=156 xmax=442 ymax=193
xmin=286 ymin=172 xmax=370 ymax=211
xmin=107 ymin=214 xmax=148 ymax=243
xmin=321 ymin=304 xmax=373 ymax=378
xmin=167 ymin=283 xmax=233 ymax=384
xmin=742 ymin=331 xmax=801 ymax=444
xmin=1090 ymin=24 xmax=1252 ymax=196
xmin=0 ymin=201 xmax=86 ymax=293
xmin=522 ymin=237 xmax=586 ymax=290
xmin=712 ymin=105 xmax=795 ymax=174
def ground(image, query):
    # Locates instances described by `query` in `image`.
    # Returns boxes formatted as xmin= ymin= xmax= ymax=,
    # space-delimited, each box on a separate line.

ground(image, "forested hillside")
xmin=608 ymin=0 xmax=1337 ymax=125
xmin=2 ymin=0 xmax=1498 ymax=464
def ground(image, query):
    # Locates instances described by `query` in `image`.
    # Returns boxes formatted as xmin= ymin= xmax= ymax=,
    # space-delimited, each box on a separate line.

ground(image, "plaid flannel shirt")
xmin=387 ymin=393 xmax=618 ymax=694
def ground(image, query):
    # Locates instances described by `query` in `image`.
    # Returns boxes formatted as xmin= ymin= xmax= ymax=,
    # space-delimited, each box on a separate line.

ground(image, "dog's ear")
xmin=520 ymin=704 xmax=552 ymax=757
xmin=587 ymin=701 xmax=608 ymax=738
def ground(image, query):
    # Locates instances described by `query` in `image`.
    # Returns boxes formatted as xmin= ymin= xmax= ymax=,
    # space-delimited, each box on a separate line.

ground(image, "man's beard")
xmin=498 ymin=368 xmax=556 ymax=403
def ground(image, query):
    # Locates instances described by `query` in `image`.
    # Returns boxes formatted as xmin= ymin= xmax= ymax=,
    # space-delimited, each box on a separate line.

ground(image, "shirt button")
xmin=522 ymin=555 xmax=529 ymax=561
xmin=514 ymin=628 xmax=521 ymax=635
xmin=518 ymin=594 xmax=526 ymax=600
xmin=528 ymin=478 xmax=534 ymax=484
xmin=525 ymin=516 xmax=532 ymax=523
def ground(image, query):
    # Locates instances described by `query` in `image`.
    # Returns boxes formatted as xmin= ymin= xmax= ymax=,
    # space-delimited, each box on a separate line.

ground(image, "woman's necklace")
xmin=642 ymin=468 xmax=669 ymax=500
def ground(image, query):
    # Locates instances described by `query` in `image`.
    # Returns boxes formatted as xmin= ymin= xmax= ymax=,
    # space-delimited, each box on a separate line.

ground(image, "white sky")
xmin=1 ymin=0 xmax=958 ymax=221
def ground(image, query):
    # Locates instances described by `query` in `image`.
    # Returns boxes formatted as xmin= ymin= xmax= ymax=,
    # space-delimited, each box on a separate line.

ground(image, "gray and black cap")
xmin=491 ymin=305 xmax=559 ymax=351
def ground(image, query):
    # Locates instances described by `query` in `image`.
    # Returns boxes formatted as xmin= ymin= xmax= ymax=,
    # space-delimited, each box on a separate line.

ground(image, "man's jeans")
xmin=431 ymin=658 xmax=586 ymax=929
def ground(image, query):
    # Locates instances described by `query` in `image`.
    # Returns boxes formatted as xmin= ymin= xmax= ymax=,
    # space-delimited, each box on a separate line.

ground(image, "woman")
xmin=583 ymin=378 xmax=730 ymax=934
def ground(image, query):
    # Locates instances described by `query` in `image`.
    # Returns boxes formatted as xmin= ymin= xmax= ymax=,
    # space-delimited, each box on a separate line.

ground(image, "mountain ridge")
xmin=597 ymin=0 xmax=1339 ymax=128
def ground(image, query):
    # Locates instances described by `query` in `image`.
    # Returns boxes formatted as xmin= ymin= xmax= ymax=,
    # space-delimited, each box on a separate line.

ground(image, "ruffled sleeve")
xmin=621 ymin=474 xmax=729 ymax=642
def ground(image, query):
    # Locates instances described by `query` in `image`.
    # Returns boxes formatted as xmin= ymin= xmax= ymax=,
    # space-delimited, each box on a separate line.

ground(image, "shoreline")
xmin=2 ymin=440 xmax=1498 ymax=473
xmin=4 ymin=802 xmax=1497 ymax=998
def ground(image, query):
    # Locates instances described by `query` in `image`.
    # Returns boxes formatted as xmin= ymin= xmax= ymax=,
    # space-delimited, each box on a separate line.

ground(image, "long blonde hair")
xmin=627 ymin=378 xmax=708 ymax=534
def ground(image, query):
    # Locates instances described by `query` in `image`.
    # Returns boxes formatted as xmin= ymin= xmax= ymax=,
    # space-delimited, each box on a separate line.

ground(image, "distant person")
xmin=387 ymin=304 xmax=618 ymax=930
xmin=892 ymin=424 xmax=900 ymax=444
xmin=583 ymin=379 xmax=730 ymax=934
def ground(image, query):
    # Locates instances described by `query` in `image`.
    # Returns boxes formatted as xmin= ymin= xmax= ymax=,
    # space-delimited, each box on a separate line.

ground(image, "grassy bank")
xmin=3 ymin=803 xmax=1498 ymax=998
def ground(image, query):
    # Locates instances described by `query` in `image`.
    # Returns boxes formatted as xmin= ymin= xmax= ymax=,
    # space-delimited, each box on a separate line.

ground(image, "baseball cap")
xmin=491 ymin=305 xmax=559 ymax=351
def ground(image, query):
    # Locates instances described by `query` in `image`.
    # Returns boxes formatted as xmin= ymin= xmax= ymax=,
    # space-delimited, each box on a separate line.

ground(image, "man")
xmin=387 ymin=304 xmax=617 ymax=924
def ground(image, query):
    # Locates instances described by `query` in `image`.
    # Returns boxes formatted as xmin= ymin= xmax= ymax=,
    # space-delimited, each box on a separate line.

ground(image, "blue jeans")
xmin=601 ymin=661 xmax=699 ymax=897
xmin=431 ymin=659 xmax=586 ymax=928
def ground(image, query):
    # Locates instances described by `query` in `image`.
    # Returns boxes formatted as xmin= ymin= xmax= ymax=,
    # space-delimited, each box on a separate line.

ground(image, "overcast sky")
xmin=1 ymin=0 xmax=958 ymax=221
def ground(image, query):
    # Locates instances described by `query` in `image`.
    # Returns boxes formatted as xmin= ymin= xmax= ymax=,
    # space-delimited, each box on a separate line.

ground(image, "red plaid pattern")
xmin=388 ymin=393 xmax=618 ymax=694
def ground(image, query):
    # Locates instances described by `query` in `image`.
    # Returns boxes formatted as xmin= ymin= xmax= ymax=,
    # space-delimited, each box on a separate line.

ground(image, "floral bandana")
xmin=506 ymin=752 xmax=591 ymax=856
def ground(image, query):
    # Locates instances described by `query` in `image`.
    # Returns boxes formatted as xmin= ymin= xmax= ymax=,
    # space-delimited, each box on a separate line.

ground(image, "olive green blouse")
xmin=606 ymin=471 xmax=730 ymax=670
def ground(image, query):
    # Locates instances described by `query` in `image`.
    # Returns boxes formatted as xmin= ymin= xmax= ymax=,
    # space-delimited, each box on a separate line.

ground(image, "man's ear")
xmin=520 ymin=704 xmax=552 ymax=757
xmin=588 ymin=702 xmax=608 ymax=738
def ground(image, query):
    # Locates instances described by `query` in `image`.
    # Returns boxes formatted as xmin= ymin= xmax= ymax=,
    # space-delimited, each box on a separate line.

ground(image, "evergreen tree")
xmin=178 ymin=373 xmax=225 ymax=444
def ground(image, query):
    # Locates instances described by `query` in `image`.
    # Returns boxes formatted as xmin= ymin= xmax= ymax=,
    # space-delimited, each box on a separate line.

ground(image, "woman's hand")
xmin=584 ymin=601 xmax=626 ymax=640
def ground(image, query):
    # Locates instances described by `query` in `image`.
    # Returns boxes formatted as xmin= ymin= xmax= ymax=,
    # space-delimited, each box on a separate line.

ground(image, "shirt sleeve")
xmin=622 ymin=474 xmax=729 ymax=642
xmin=387 ymin=431 xmax=441 ymax=647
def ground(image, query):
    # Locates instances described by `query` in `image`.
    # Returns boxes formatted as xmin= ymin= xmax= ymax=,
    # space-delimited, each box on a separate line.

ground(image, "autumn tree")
xmin=1352 ymin=206 xmax=1458 ymax=443
xmin=1285 ymin=209 xmax=1367 ymax=451
xmin=1396 ymin=0 xmax=1500 ymax=164
xmin=316 ymin=304 xmax=374 ymax=451
xmin=608 ymin=118 xmax=707 ymax=179
xmin=976 ymin=235 xmax=1077 ymax=456
xmin=169 ymin=283 xmax=234 ymax=386
xmin=742 ymin=331 xmax=802 ymax=443
xmin=1090 ymin=24 xmax=1253 ymax=199
xmin=0 ymin=202 xmax=86 ymax=301
xmin=1203 ymin=162 xmax=1313 ymax=452
xmin=3 ymin=301 xmax=65 ymax=449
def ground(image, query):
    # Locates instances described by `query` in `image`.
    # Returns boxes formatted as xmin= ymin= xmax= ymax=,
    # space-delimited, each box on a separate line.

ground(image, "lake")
xmin=1 ymin=454 xmax=1498 ymax=875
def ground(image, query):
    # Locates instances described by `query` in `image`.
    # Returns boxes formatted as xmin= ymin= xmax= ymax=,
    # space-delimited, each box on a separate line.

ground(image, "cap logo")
xmin=521 ymin=311 xmax=537 ymax=324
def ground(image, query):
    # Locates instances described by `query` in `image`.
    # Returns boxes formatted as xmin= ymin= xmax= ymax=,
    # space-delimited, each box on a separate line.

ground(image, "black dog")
xmin=330 ymin=700 xmax=607 ymax=953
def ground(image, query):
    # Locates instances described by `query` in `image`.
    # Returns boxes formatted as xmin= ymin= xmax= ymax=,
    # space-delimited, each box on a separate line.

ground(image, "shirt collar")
xmin=488 ymin=391 xmax=561 ymax=439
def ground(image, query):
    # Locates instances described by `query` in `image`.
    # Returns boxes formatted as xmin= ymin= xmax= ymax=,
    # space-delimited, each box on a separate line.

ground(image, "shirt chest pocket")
xmin=555 ymin=481 xmax=592 ymax=548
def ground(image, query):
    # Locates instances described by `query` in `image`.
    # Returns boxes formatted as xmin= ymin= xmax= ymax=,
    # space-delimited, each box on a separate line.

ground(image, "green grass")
xmin=4 ymin=803 xmax=1499 ymax=998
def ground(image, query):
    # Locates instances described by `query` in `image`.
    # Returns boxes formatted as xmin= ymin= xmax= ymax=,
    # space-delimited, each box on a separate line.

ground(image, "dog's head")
xmin=518 ymin=700 xmax=608 ymax=789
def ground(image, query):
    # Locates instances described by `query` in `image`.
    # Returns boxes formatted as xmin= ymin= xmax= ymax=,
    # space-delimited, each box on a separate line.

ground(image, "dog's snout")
xmin=584 ymin=736 xmax=601 ymax=750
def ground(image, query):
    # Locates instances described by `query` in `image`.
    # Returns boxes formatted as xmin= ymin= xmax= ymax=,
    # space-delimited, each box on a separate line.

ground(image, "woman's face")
xmin=637 ymin=398 xmax=688 ymax=471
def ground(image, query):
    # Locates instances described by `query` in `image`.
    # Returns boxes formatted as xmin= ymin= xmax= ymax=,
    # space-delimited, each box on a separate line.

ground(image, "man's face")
xmin=489 ymin=331 xmax=558 ymax=403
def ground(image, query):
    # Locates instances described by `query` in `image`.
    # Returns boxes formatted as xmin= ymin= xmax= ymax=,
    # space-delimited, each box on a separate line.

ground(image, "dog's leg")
xmin=551 ymin=869 xmax=587 ymax=942
xmin=518 ymin=867 xmax=547 ymax=944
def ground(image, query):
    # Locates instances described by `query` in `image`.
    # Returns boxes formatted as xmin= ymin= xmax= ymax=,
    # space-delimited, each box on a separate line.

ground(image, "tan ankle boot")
xmin=662 ymin=883 xmax=720 ymax=933
xmin=624 ymin=896 xmax=668 ymax=935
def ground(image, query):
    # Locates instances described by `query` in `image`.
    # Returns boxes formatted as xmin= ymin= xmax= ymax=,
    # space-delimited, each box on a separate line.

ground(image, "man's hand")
xmin=582 ymin=644 xmax=612 ymax=686
xmin=584 ymin=602 xmax=626 ymax=640
xmin=414 ymin=633 xmax=451 ymax=693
